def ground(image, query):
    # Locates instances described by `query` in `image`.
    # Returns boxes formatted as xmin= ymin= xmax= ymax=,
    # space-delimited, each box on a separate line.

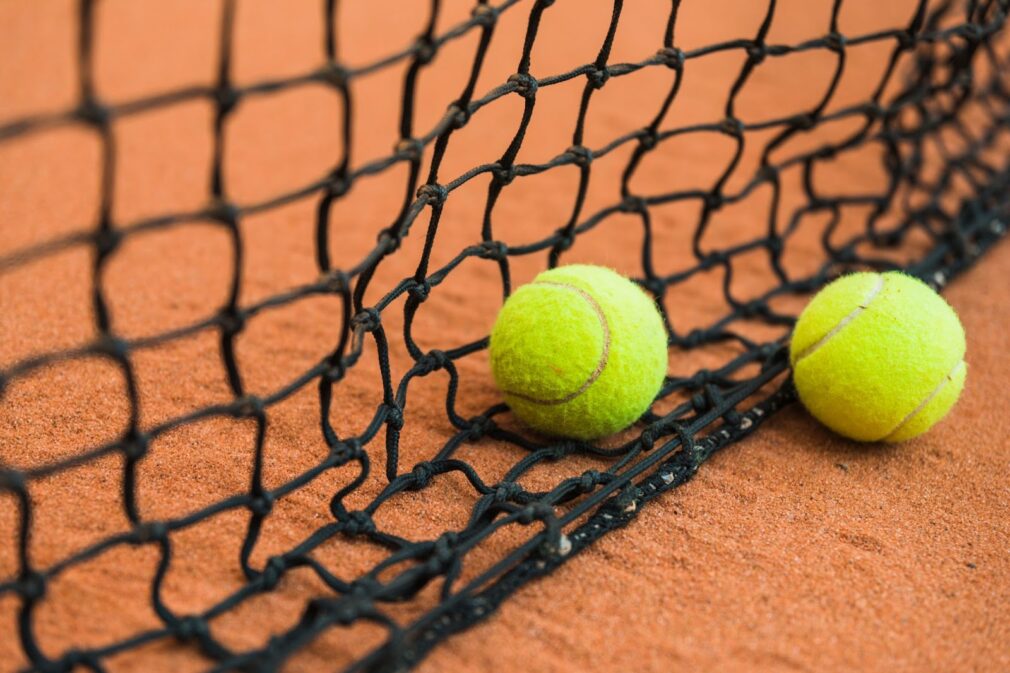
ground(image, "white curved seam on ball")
xmin=880 ymin=359 xmax=965 ymax=441
xmin=501 ymin=281 xmax=611 ymax=406
xmin=792 ymin=273 xmax=886 ymax=366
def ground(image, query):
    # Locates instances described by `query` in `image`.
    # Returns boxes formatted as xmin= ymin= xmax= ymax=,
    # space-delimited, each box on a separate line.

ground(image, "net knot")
xmin=408 ymin=278 xmax=432 ymax=302
xmin=0 ymin=469 xmax=25 ymax=491
xmin=825 ymin=32 xmax=846 ymax=51
xmin=323 ymin=360 xmax=346 ymax=384
xmin=656 ymin=47 xmax=685 ymax=70
xmin=332 ymin=597 xmax=370 ymax=625
xmin=566 ymin=144 xmax=593 ymax=167
xmin=94 ymin=228 xmax=122 ymax=257
xmin=587 ymin=67 xmax=610 ymax=89
xmin=739 ymin=300 xmax=766 ymax=318
xmin=19 ymin=571 xmax=45 ymax=601
xmin=410 ymin=461 xmax=436 ymax=489
xmin=417 ymin=349 xmax=449 ymax=374
xmin=317 ymin=62 xmax=349 ymax=87
xmin=639 ymin=427 xmax=657 ymax=452
xmin=351 ymin=308 xmax=381 ymax=332
xmin=76 ymin=99 xmax=110 ymax=127
xmin=578 ymin=470 xmax=602 ymax=493
xmin=341 ymin=510 xmax=375 ymax=536
xmin=746 ymin=42 xmax=767 ymax=63
xmin=61 ymin=649 xmax=96 ymax=671
xmin=543 ymin=444 xmax=569 ymax=461
xmin=701 ymin=251 xmax=727 ymax=269
xmin=471 ymin=3 xmax=498 ymax=26
xmin=233 ymin=395 xmax=264 ymax=419
xmin=395 ymin=137 xmax=424 ymax=161
xmin=349 ymin=577 xmax=381 ymax=598
xmin=690 ymin=391 xmax=710 ymax=413
xmin=508 ymin=73 xmax=539 ymax=99
xmin=433 ymin=532 xmax=459 ymax=563
xmin=620 ymin=195 xmax=648 ymax=214
xmin=249 ymin=492 xmax=274 ymax=517
xmin=689 ymin=369 xmax=712 ymax=388
xmin=122 ymin=432 xmax=149 ymax=460
xmin=643 ymin=277 xmax=665 ymax=297
xmin=207 ymin=200 xmax=240 ymax=226
xmin=552 ymin=229 xmax=575 ymax=252
xmin=384 ymin=404 xmax=404 ymax=430
xmin=260 ymin=556 xmax=285 ymax=589
xmin=417 ymin=182 xmax=448 ymax=205
xmin=719 ymin=117 xmax=744 ymax=137
xmin=320 ymin=269 xmax=349 ymax=293
xmin=174 ymin=616 xmax=208 ymax=641
xmin=414 ymin=37 xmax=437 ymax=65
xmin=96 ymin=335 xmax=128 ymax=359
xmin=476 ymin=240 xmax=507 ymax=260
xmin=218 ymin=308 xmax=245 ymax=335
xmin=464 ymin=416 xmax=490 ymax=442
xmin=329 ymin=438 xmax=363 ymax=463
xmin=494 ymin=482 xmax=523 ymax=502
xmin=834 ymin=248 xmax=858 ymax=264
xmin=447 ymin=102 xmax=471 ymax=130
xmin=637 ymin=130 xmax=658 ymax=151
xmin=316 ymin=599 xmax=369 ymax=629
xmin=958 ymin=23 xmax=984 ymax=44
xmin=792 ymin=113 xmax=816 ymax=131
xmin=326 ymin=172 xmax=351 ymax=197
xmin=492 ymin=163 xmax=517 ymax=186
xmin=763 ymin=236 xmax=783 ymax=256
xmin=134 ymin=521 xmax=168 ymax=543
xmin=377 ymin=230 xmax=400 ymax=252
xmin=757 ymin=165 xmax=779 ymax=184
xmin=214 ymin=86 xmax=241 ymax=114
xmin=860 ymin=102 xmax=884 ymax=121
xmin=683 ymin=328 xmax=707 ymax=349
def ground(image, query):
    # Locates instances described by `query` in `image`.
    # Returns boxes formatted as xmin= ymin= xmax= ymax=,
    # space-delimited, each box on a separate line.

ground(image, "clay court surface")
xmin=1 ymin=1 xmax=1008 ymax=671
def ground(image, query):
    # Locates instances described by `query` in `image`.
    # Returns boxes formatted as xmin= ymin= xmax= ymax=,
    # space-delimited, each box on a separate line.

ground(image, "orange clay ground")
xmin=1 ymin=1 xmax=1008 ymax=671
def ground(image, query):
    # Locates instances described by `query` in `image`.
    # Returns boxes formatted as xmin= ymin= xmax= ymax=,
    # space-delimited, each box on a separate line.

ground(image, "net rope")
xmin=1 ymin=0 xmax=1009 ymax=671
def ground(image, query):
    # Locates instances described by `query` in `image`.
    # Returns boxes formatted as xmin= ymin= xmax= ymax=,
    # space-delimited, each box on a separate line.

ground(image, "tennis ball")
xmin=789 ymin=271 xmax=966 ymax=442
xmin=489 ymin=264 xmax=667 ymax=440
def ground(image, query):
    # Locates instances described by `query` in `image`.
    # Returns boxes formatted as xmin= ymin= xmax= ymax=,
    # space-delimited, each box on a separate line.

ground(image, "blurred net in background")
xmin=0 ymin=0 xmax=1008 ymax=671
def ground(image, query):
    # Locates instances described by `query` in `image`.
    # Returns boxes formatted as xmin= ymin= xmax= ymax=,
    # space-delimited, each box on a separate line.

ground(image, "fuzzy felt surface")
xmin=489 ymin=264 xmax=668 ymax=439
xmin=790 ymin=271 xmax=966 ymax=442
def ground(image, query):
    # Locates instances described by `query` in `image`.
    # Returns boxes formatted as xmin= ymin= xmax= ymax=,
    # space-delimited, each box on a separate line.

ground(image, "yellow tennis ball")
xmin=789 ymin=271 xmax=966 ymax=442
xmin=489 ymin=264 xmax=668 ymax=440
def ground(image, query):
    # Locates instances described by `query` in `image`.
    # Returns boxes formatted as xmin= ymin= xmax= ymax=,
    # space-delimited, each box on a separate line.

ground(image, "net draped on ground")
xmin=2 ymin=0 xmax=1009 ymax=671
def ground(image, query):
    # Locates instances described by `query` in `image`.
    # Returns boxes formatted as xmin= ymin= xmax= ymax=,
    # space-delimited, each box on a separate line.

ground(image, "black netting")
xmin=1 ymin=0 xmax=1009 ymax=671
